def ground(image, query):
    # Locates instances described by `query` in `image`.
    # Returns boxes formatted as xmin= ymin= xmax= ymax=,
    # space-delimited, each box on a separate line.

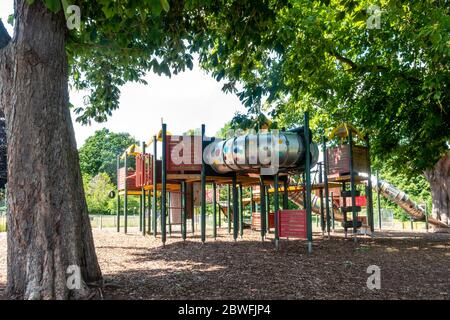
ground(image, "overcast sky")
xmin=0 ymin=1 xmax=246 ymax=147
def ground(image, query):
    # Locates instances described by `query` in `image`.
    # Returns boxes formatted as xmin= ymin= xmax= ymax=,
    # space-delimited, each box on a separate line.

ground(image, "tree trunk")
xmin=0 ymin=1 xmax=102 ymax=299
xmin=424 ymin=153 xmax=450 ymax=233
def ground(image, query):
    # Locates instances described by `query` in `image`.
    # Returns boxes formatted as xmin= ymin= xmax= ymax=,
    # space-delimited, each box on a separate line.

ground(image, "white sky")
xmin=0 ymin=1 xmax=246 ymax=147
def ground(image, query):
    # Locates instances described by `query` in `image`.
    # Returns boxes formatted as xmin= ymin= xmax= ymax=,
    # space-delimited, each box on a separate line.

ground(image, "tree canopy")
xmin=78 ymin=128 xmax=138 ymax=182
xmin=10 ymin=0 xmax=450 ymax=203
xmin=198 ymin=0 xmax=449 ymax=176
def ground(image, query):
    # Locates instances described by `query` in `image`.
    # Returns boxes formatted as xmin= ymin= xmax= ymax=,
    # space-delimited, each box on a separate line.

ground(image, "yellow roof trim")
xmin=121 ymin=144 xmax=142 ymax=158
xmin=329 ymin=123 xmax=365 ymax=141
xmin=146 ymin=129 xmax=174 ymax=146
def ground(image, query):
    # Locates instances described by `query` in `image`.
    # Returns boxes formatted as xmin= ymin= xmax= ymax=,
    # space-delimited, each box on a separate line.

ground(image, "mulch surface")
xmin=0 ymin=229 xmax=449 ymax=300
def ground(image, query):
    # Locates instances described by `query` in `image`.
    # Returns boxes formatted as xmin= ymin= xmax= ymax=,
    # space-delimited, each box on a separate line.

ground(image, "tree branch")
xmin=0 ymin=19 xmax=12 ymax=50
xmin=329 ymin=50 xmax=391 ymax=75
xmin=329 ymin=51 xmax=358 ymax=70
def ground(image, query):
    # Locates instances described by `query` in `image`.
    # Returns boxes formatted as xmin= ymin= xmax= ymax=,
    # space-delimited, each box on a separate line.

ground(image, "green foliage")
xmin=376 ymin=164 xmax=432 ymax=221
xmin=78 ymin=128 xmax=138 ymax=182
xmin=65 ymin=0 xmax=196 ymax=124
xmin=83 ymin=173 xmax=116 ymax=214
xmin=30 ymin=0 xmax=448 ymax=177
xmin=198 ymin=0 xmax=450 ymax=175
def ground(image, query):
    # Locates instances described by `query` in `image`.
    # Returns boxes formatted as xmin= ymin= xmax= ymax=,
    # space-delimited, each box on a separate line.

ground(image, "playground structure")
xmin=115 ymin=115 xmax=447 ymax=251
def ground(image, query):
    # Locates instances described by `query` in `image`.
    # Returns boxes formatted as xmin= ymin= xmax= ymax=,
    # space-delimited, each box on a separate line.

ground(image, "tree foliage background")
xmin=78 ymin=128 xmax=138 ymax=182
xmin=79 ymin=128 xmax=139 ymax=214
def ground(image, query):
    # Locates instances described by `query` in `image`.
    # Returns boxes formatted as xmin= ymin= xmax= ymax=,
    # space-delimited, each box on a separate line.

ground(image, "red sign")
xmin=344 ymin=196 xmax=367 ymax=207
xmin=277 ymin=210 xmax=307 ymax=239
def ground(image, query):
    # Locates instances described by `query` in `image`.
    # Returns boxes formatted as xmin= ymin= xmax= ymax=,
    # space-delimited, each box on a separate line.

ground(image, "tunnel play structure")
xmin=116 ymin=116 xmax=447 ymax=251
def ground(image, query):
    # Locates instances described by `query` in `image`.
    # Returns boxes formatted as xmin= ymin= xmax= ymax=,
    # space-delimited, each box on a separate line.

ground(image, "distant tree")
xmin=83 ymin=173 xmax=115 ymax=215
xmin=79 ymin=128 xmax=138 ymax=183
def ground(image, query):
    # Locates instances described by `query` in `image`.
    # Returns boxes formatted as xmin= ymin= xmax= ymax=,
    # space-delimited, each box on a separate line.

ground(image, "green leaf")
xmin=160 ymin=0 xmax=170 ymax=12
xmin=42 ymin=0 xmax=62 ymax=13
xmin=7 ymin=14 xmax=14 ymax=26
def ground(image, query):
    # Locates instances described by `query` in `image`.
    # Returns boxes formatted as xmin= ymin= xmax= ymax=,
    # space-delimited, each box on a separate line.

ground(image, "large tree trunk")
xmin=0 ymin=1 xmax=102 ymax=299
xmin=424 ymin=153 xmax=450 ymax=233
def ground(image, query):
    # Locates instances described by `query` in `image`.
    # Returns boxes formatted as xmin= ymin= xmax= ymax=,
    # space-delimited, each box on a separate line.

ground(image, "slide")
xmin=286 ymin=177 xmax=447 ymax=229
xmin=370 ymin=176 xmax=448 ymax=229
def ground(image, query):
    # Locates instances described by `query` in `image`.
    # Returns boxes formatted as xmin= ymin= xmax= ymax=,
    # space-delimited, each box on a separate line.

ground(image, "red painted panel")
xmin=166 ymin=135 xmax=202 ymax=172
xmin=344 ymin=196 xmax=367 ymax=207
xmin=277 ymin=210 xmax=307 ymax=239
xmin=251 ymin=212 xmax=275 ymax=230
xmin=117 ymin=168 xmax=140 ymax=191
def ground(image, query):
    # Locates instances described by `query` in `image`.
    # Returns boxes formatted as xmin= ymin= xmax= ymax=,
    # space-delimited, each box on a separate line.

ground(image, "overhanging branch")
xmin=329 ymin=51 xmax=357 ymax=70
xmin=0 ymin=19 xmax=11 ymax=50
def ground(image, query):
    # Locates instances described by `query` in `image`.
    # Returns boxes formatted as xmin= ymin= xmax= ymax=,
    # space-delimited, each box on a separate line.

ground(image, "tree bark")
xmin=0 ymin=1 xmax=102 ymax=299
xmin=424 ymin=153 xmax=450 ymax=233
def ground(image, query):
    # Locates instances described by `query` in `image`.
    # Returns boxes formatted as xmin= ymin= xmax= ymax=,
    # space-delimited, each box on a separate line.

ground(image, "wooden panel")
xmin=117 ymin=168 xmax=140 ymax=191
xmin=166 ymin=135 xmax=202 ymax=172
xmin=277 ymin=210 xmax=307 ymax=239
xmin=251 ymin=212 xmax=275 ymax=230
xmin=135 ymin=154 xmax=161 ymax=187
xmin=326 ymin=145 xmax=369 ymax=176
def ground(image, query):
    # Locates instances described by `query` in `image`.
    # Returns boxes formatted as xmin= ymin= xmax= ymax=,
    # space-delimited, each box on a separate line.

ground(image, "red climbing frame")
xmin=277 ymin=210 xmax=307 ymax=239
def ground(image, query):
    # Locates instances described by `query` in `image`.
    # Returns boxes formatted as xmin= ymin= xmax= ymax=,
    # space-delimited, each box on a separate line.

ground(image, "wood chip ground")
xmin=0 ymin=229 xmax=449 ymax=299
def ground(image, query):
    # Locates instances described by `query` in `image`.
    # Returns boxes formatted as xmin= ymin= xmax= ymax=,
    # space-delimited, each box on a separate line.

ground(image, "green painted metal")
xmin=116 ymin=195 xmax=121 ymax=232
xmin=239 ymin=184 xmax=244 ymax=238
xmin=191 ymin=187 xmax=195 ymax=233
xmin=232 ymin=175 xmax=239 ymax=241
xmin=182 ymin=181 xmax=187 ymax=240
xmin=213 ymin=182 xmax=217 ymax=239
xmin=141 ymin=141 xmax=146 ymax=235
xmin=365 ymin=136 xmax=375 ymax=234
xmin=330 ymin=191 xmax=335 ymax=230
xmin=348 ymin=129 xmax=358 ymax=242
xmin=227 ymin=184 xmax=231 ymax=234
xmin=218 ymin=184 xmax=222 ymax=228
xmin=124 ymin=152 xmax=128 ymax=234
xmin=318 ymin=162 xmax=325 ymax=234
xmin=259 ymin=178 xmax=266 ymax=241
xmin=161 ymin=124 xmax=167 ymax=245
xmin=265 ymin=188 xmax=270 ymax=233
xmin=168 ymin=192 xmax=172 ymax=236
xmin=376 ymin=170 xmax=382 ymax=230
xmin=116 ymin=155 xmax=121 ymax=232
xmin=147 ymin=189 xmax=151 ymax=234
xmin=274 ymin=174 xmax=280 ymax=249
xmin=342 ymin=182 xmax=348 ymax=237
xmin=152 ymin=135 xmax=158 ymax=238
xmin=304 ymin=112 xmax=313 ymax=253
xmin=201 ymin=124 xmax=206 ymax=243
xmin=283 ymin=179 xmax=289 ymax=210
xmin=250 ymin=187 xmax=255 ymax=212
xmin=322 ymin=136 xmax=331 ymax=236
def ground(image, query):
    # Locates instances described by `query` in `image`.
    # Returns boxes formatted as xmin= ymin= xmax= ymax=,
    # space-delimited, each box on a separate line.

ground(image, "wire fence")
xmin=0 ymin=211 xmax=431 ymax=233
